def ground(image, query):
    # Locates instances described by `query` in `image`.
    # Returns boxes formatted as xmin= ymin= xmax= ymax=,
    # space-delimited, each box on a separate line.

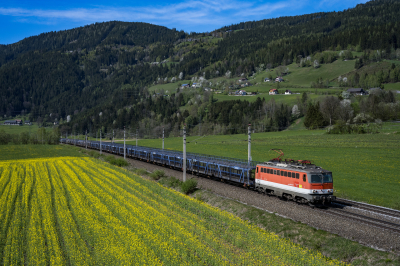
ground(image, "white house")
xmin=284 ymin=90 xmax=292 ymax=95
xmin=269 ymin=89 xmax=278 ymax=95
xmin=264 ymin=78 xmax=271 ymax=82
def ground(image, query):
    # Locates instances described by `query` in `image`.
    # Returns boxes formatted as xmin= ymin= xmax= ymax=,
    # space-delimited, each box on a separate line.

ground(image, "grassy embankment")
xmin=120 ymin=125 xmax=400 ymax=210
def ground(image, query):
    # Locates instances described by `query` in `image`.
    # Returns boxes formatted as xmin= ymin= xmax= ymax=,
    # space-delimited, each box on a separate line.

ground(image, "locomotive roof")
xmin=258 ymin=160 xmax=330 ymax=173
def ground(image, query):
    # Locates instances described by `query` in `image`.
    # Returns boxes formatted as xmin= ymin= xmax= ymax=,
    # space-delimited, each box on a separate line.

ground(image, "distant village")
xmin=2 ymin=119 xmax=59 ymax=126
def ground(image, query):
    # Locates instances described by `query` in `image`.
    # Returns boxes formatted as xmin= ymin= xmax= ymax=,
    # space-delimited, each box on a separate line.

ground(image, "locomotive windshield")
xmin=310 ymin=173 xmax=333 ymax=183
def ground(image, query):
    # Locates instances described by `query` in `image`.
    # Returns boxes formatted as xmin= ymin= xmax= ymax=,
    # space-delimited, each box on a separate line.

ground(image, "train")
xmin=61 ymin=139 xmax=335 ymax=206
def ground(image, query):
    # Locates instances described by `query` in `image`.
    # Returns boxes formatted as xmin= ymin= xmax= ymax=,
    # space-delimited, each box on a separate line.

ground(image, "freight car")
xmin=61 ymin=139 xmax=335 ymax=206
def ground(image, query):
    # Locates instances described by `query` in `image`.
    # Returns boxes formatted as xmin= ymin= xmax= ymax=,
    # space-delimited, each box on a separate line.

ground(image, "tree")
xmin=320 ymin=96 xmax=340 ymax=125
xmin=304 ymin=102 xmax=327 ymax=129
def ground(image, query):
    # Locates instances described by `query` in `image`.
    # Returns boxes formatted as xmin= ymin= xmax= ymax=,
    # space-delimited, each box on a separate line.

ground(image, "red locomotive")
xmin=255 ymin=150 xmax=335 ymax=206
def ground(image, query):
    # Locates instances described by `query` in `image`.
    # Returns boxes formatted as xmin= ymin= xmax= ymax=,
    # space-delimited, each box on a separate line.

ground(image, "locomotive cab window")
xmin=310 ymin=174 xmax=322 ymax=183
xmin=256 ymin=167 xmax=259 ymax=173
xmin=303 ymin=174 xmax=306 ymax=182
xmin=323 ymin=173 xmax=333 ymax=183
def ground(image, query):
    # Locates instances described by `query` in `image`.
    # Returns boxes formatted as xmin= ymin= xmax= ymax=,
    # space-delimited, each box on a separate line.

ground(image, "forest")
xmin=0 ymin=0 xmax=399 ymax=137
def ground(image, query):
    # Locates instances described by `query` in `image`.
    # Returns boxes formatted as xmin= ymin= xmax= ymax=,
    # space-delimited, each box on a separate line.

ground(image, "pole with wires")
xmin=183 ymin=125 xmax=186 ymax=182
xmin=248 ymin=124 xmax=251 ymax=166
xmin=162 ymin=127 xmax=164 ymax=150
xmin=136 ymin=128 xmax=138 ymax=147
xmin=100 ymin=129 xmax=102 ymax=155
xmin=85 ymin=130 xmax=87 ymax=150
xmin=124 ymin=126 xmax=126 ymax=160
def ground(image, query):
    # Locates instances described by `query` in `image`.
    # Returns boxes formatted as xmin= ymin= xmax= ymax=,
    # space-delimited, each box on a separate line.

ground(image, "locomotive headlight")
xmin=313 ymin=190 xmax=317 ymax=193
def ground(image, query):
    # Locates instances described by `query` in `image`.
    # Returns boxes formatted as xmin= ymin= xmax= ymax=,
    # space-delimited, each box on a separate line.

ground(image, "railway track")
xmin=334 ymin=198 xmax=400 ymax=219
xmin=323 ymin=199 xmax=400 ymax=235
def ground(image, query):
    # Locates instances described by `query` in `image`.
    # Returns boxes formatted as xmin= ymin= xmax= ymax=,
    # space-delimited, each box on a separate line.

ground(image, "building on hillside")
xmin=25 ymin=120 xmax=32 ymax=125
xmin=269 ymin=89 xmax=279 ymax=95
xmin=4 ymin=120 xmax=22 ymax=126
xmin=192 ymin=83 xmax=197 ymax=88
xmin=238 ymin=78 xmax=248 ymax=82
xmin=181 ymin=84 xmax=190 ymax=89
xmin=347 ymin=88 xmax=368 ymax=95
xmin=264 ymin=78 xmax=271 ymax=82
xmin=275 ymin=76 xmax=284 ymax=82
xmin=235 ymin=90 xmax=247 ymax=95
xmin=284 ymin=90 xmax=292 ymax=95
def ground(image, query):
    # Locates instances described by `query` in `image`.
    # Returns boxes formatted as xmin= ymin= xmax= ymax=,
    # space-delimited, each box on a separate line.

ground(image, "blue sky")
xmin=1 ymin=0 xmax=369 ymax=45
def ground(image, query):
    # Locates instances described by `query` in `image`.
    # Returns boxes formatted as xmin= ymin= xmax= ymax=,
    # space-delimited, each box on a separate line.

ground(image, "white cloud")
xmin=0 ymin=0 xmax=299 ymax=29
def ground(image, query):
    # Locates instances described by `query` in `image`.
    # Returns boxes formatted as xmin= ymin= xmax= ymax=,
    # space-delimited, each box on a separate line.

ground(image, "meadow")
xmin=0 ymin=150 xmax=343 ymax=265
xmin=122 ymin=127 xmax=400 ymax=209
xmin=0 ymin=123 xmax=39 ymax=135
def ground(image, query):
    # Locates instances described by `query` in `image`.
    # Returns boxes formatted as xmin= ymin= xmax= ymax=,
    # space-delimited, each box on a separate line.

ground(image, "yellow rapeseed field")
xmin=0 ymin=157 xmax=345 ymax=265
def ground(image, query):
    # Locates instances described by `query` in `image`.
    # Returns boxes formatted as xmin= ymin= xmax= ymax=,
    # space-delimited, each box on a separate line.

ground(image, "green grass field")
xmin=252 ymin=60 xmax=356 ymax=88
xmin=0 ymin=124 xmax=39 ymax=135
xmin=214 ymin=92 xmax=321 ymax=104
xmin=120 ymin=127 xmax=400 ymax=209
xmin=148 ymin=79 xmax=191 ymax=94
xmin=0 ymin=145 xmax=86 ymax=161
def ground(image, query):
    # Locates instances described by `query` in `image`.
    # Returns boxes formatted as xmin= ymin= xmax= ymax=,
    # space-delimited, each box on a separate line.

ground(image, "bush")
xmin=167 ymin=177 xmax=181 ymax=188
xmin=104 ymin=155 xmax=128 ymax=167
xmin=0 ymin=130 xmax=10 ymax=145
xmin=149 ymin=170 xmax=165 ymax=180
xmin=135 ymin=168 xmax=148 ymax=176
xmin=181 ymin=179 xmax=198 ymax=195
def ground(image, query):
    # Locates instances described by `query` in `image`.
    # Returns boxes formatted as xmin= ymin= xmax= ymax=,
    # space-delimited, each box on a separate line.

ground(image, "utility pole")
xmin=248 ymin=124 xmax=251 ymax=166
xmin=85 ymin=130 xmax=87 ymax=150
xmin=100 ymin=129 xmax=102 ymax=155
xmin=136 ymin=128 xmax=138 ymax=147
xmin=162 ymin=127 xmax=164 ymax=150
xmin=124 ymin=127 xmax=126 ymax=160
xmin=183 ymin=125 xmax=186 ymax=182
xmin=113 ymin=130 xmax=114 ymax=143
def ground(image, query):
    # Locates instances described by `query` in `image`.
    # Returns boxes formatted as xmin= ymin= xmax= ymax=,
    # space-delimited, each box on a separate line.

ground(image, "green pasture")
xmin=0 ymin=123 xmax=39 ymax=135
xmin=148 ymin=80 xmax=191 ymax=94
xmin=214 ymin=93 xmax=320 ymax=105
xmin=0 ymin=145 xmax=86 ymax=161
xmin=119 ymin=127 xmax=400 ymax=209
xmin=383 ymin=82 xmax=400 ymax=91
xmin=251 ymin=60 xmax=356 ymax=87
